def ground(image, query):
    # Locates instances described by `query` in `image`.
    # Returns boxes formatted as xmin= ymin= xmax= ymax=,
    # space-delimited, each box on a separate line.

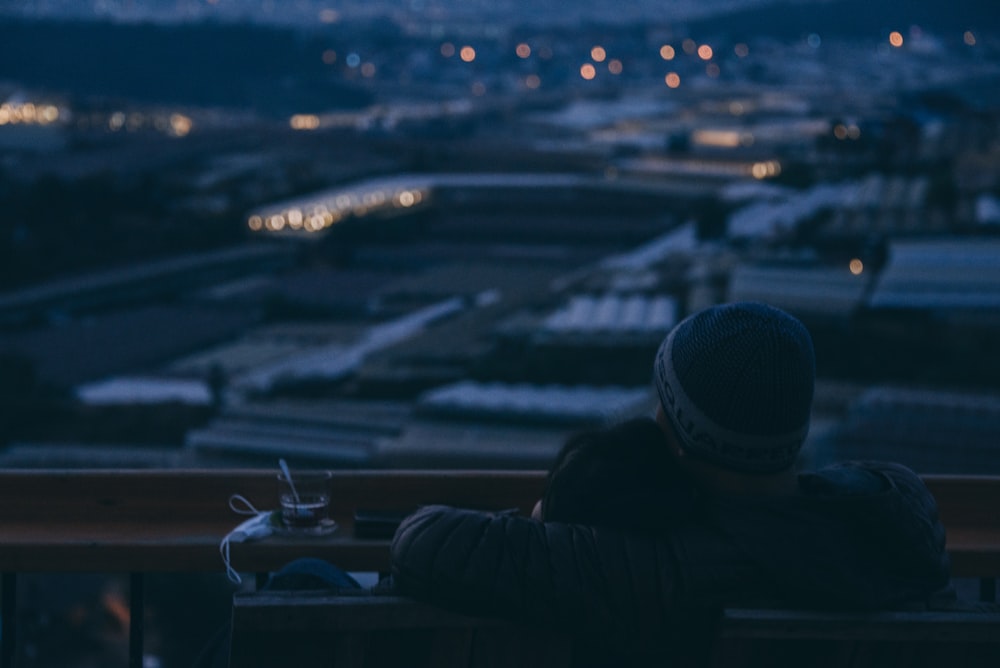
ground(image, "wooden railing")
xmin=0 ymin=470 xmax=997 ymax=667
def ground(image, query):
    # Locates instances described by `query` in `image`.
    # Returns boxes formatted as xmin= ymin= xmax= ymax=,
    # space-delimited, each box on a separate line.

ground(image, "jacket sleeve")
xmin=389 ymin=505 xmax=684 ymax=649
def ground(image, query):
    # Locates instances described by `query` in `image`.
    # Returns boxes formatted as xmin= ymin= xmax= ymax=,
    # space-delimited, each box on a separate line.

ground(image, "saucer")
xmin=273 ymin=518 xmax=339 ymax=537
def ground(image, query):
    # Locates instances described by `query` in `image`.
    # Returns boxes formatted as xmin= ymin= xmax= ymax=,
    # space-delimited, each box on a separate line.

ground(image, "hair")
xmin=540 ymin=416 xmax=699 ymax=533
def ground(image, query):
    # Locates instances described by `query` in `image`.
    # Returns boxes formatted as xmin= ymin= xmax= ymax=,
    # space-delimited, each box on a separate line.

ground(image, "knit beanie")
xmin=653 ymin=302 xmax=815 ymax=473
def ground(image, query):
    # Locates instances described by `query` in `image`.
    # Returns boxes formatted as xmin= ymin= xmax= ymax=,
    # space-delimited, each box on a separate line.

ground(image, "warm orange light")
xmin=290 ymin=114 xmax=320 ymax=130
xmin=591 ymin=45 xmax=607 ymax=62
xmin=440 ymin=42 xmax=455 ymax=57
xmin=248 ymin=216 xmax=263 ymax=231
xmin=749 ymin=161 xmax=781 ymax=180
xmin=460 ymin=46 xmax=476 ymax=62
xmin=682 ymin=39 xmax=697 ymax=54
xmin=964 ymin=31 xmax=976 ymax=46
xmin=849 ymin=259 xmax=864 ymax=275
xmin=659 ymin=44 xmax=675 ymax=60
xmin=665 ymin=72 xmax=680 ymax=88
xmin=734 ymin=43 xmax=749 ymax=58
xmin=580 ymin=63 xmax=597 ymax=80
xmin=525 ymin=74 xmax=541 ymax=89
xmin=889 ymin=31 xmax=904 ymax=47
xmin=516 ymin=43 xmax=531 ymax=58
xmin=834 ymin=124 xmax=848 ymax=140
xmin=693 ymin=130 xmax=742 ymax=148
xmin=169 ymin=113 xmax=192 ymax=137
xmin=697 ymin=44 xmax=713 ymax=60
xmin=608 ymin=59 xmax=622 ymax=75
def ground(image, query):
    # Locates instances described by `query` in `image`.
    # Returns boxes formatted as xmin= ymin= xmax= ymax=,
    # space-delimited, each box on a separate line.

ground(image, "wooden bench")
xmin=229 ymin=590 xmax=1000 ymax=668
xmin=229 ymin=590 xmax=574 ymax=668
xmin=0 ymin=470 xmax=996 ymax=668
xmin=712 ymin=605 xmax=1000 ymax=667
xmin=226 ymin=473 xmax=1000 ymax=668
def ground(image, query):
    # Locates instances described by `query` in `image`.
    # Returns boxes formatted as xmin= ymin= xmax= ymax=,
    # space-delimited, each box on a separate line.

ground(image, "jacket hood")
xmin=715 ymin=461 xmax=951 ymax=609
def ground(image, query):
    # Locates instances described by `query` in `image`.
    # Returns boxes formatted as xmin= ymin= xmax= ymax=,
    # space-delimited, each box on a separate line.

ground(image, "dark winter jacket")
xmin=389 ymin=461 xmax=950 ymax=663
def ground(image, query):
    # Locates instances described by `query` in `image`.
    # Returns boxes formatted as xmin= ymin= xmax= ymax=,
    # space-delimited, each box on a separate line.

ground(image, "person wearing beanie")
xmin=389 ymin=302 xmax=952 ymax=666
xmin=651 ymin=301 xmax=815 ymax=496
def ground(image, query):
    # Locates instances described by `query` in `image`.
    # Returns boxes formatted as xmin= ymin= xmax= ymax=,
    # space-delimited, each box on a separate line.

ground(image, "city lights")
xmin=697 ymin=45 xmax=713 ymax=60
xmin=590 ymin=46 xmax=606 ymax=62
xmin=706 ymin=63 xmax=720 ymax=78
xmin=693 ymin=129 xmax=742 ymax=148
xmin=659 ymin=45 xmax=675 ymax=60
xmin=964 ymin=31 xmax=977 ymax=46
xmin=665 ymin=72 xmax=680 ymax=88
xmin=0 ymin=101 xmax=61 ymax=126
xmin=682 ymin=39 xmax=697 ymax=55
xmin=889 ymin=31 xmax=904 ymax=47
xmin=734 ymin=43 xmax=749 ymax=57
xmin=608 ymin=59 xmax=622 ymax=75
xmin=169 ymin=113 xmax=192 ymax=137
xmin=525 ymin=74 xmax=541 ymax=89
xmin=322 ymin=49 xmax=337 ymax=64
xmin=580 ymin=63 xmax=597 ymax=80
xmin=290 ymin=114 xmax=320 ymax=130
xmin=833 ymin=124 xmax=861 ymax=140
xmin=516 ymin=43 xmax=531 ymax=58
xmin=440 ymin=42 xmax=455 ymax=57
xmin=849 ymin=259 xmax=864 ymax=275
xmin=750 ymin=160 xmax=781 ymax=179
xmin=249 ymin=183 xmax=431 ymax=236
xmin=460 ymin=46 xmax=476 ymax=62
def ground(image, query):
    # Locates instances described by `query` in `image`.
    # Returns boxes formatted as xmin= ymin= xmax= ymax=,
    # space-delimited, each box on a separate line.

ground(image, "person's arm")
xmin=389 ymin=505 xmax=682 ymax=649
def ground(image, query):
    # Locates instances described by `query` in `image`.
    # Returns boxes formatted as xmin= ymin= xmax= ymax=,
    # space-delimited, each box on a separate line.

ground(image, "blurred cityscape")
xmin=1 ymin=1 xmax=1000 ymax=666
xmin=0 ymin=2 xmax=999 ymax=472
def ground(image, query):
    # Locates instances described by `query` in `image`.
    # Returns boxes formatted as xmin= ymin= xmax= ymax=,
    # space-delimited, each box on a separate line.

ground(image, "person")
xmin=389 ymin=302 xmax=952 ymax=664
xmin=531 ymin=415 xmax=701 ymax=533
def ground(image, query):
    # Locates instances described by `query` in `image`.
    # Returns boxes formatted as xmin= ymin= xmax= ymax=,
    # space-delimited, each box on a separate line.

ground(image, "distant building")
xmin=728 ymin=262 xmax=870 ymax=320
xmin=870 ymin=238 xmax=1000 ymax=311
xmin=833 ymin=385 xmax=1000 ymax=474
